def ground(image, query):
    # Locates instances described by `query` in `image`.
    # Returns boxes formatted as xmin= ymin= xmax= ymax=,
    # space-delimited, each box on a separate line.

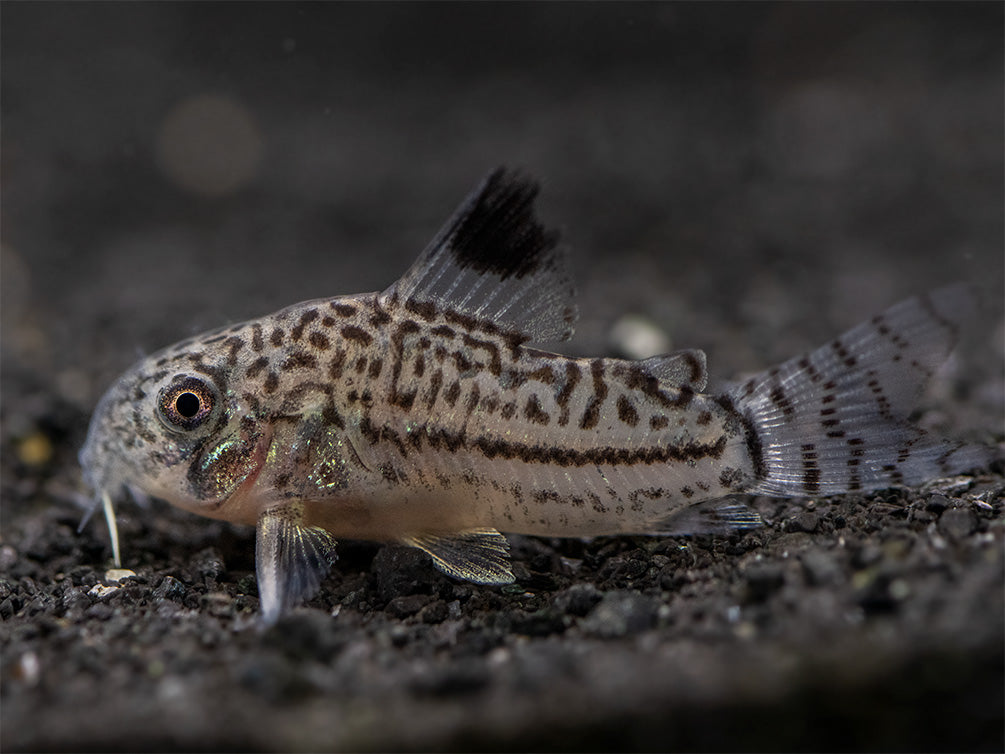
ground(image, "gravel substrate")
xmin=3 ymin=4 xmax=1002 ymax=751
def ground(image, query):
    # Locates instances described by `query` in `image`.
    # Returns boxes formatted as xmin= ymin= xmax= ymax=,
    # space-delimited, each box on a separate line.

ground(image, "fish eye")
xmin=157 ymin=376 xmax=219 ymax=432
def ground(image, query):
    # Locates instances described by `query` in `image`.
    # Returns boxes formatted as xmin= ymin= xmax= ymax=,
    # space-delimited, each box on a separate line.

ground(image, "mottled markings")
xmin=680 ymin=486 xmax=695 ymax=498
xmin=555 ymin=361 xmax=581 ymax=426
xmin=308 ymin=331 xmax=331 ymax=350
xmin=405 ymin=299 xmax=438 ymax=321
xmin=444 ymin=381 xmax=461 ymax=408
xmin=328 ymin=350 xmax=346 ymax=380
xmin=251 ymin=324 xmax=264 ymax=352
xmin=367 ymin=357 xmax=383 ymax=380
xmin=501 ymin=401 xmax=517 ymax=419
xmin=321 ymin=316 xmax=336 ymax=327
xmin=462 ymin=333 xmax=503 ymax=375
xmin=270 ymin=328 xmax=285 ymax=347
xmin=132 ymin=408 xmax=158 ymax=443
xmin=246 ymin=355 xmax=270 ymax=379
xmin=718 ymin=467 xmax=744 ymax=490
xmin=441 ymin=309 xmax=528 ymax=358
xmin=355 ymin=356 xmax=368 ymax=374
xmin=242 ymin=392 xmax=262 ymax=414
xmin=696 ymin=410 xmax=712 ymax=426
xmin=650 ymin=415 xmax=669 ymax=431
xmin=465 ymin=384 xmax=481 ymax=417
xmin=414 ymin=352 xmax=426 ymax=378
xmin=527 ymin=365 xmax=557 ymax=385
xmin=715 ymin=393 xmax=766 ymax=482
xmin=431 ymin=324 xmax=456 ymax=339
xmin=291 ymin=308 xmax=319 ymax=341
xmin=330 ymin=302 xmax=358 ymax=317
xmin=368 ymin=304 xmax=392 ymax=327
xmin=393 ymin=389 xmax=417 ymax=410
xmin=341 ymin=325 xmax=373 ymax=346
xmin=263 ymin=372 xmax=279 ymax=394
xmin=452 ymin=351 xmax=474 ymax=374
xmin=580 ymin=359 xmax=609 ymax=430
xmin=524 ymin=394 xmax=551 ymax=425
xmin=620 ymin=361 xmax=694 ymax=410
xmin=282 ymin=350 xmax=318 ymax=371
xmin=616 ymin=394 xmax=639 ymax=427
xmin=682 ymin=351 xmax=703 ymax=384
xmin=424 ymin=370 xmax=444 ymax=409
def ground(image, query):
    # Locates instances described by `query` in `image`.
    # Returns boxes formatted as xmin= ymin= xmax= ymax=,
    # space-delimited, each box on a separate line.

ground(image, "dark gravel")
xmin=2 ymin=4 xmax=1003 ymax=752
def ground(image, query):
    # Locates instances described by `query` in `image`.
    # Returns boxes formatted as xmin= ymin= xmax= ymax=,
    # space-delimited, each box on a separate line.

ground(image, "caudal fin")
xmin=731 ymin=284 xmax=993 ymax=497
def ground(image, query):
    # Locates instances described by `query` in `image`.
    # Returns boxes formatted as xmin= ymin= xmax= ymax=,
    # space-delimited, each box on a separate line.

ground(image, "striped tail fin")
xmin=731 ymin=284 xmax=994 ymax=497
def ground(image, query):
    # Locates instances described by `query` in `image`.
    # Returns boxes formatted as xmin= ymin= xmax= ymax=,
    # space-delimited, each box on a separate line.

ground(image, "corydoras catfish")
xmin=80 ymin=169 xmax=993 ymax=623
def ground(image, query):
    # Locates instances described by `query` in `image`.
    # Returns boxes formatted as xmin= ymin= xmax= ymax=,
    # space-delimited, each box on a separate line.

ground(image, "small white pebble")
xmin=889 ymin=579 xmax=911 ymax=601
xmin=104 ymin=568 xmax=136 ymax=583
xmin=16 ymin=651 xmax=40 ymax=687
xmin=609 ymin=314 xmax=672 ymax=359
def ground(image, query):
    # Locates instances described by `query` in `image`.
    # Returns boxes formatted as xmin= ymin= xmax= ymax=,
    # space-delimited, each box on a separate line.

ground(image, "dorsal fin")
xmin=382 ymin=168 xmax=578 ymax=343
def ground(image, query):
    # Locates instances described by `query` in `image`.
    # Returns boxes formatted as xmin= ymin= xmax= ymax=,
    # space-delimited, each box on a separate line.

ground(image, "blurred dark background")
xmin=4 ymin=3 xmax=1002 ymax=396
xmin=2 ymin=3 xmax=1002 ymax=751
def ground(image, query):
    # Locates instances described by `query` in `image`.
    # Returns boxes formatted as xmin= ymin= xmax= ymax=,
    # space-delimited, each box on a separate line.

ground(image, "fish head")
xmin=80 ymin=333 xmax=270 ymax=524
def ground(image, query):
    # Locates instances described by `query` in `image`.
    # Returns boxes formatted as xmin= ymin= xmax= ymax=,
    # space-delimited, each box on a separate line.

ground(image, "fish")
xmin=79 ymin=168 xmax=994 ymax=623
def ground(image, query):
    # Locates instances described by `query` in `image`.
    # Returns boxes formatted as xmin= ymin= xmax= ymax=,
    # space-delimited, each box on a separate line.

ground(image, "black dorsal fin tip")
xmin=385 ymin=168 xmax=578 ymax=343
xmin=448 ymin=167 xmax=561 ymax=282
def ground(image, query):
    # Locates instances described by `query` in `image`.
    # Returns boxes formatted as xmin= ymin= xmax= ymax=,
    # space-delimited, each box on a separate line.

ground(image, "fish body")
xmin=80 ymin=169 xmax=992 ymax=622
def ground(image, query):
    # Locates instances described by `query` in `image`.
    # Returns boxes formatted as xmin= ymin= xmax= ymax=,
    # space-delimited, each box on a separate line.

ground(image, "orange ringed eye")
xmin=158 ymin=377 xmax=218 ymax=431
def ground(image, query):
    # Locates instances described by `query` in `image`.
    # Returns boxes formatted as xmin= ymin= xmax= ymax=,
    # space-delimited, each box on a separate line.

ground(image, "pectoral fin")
xmin=255 ymin=503 xmax=338 ymax=624
xmin=403 ymin=528 xmax=515 ymax=585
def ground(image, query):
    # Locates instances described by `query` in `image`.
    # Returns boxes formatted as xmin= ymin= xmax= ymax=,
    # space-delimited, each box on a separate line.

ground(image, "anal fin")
xmin=256 ymin=503 xmax=338 ymax=625
xmin=651 ymin=498 xmax=763 ymax=536
xmin=402 ymin=528 xmax=515 ymax=585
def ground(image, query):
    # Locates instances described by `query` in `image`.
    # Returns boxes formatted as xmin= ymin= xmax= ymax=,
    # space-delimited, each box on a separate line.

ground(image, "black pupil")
xmin=175 ymin=392 xmax=202 ymax=418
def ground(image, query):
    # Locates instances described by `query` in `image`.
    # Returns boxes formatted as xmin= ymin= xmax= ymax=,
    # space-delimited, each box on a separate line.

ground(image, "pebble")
xmin=104 ymin=568 xmax=136 ymax=583
xmin=926 ymin=494 xmax=951 ymax=513
xmin=938 ymin=508 xmax=978 ymax=541
xmin=551 ymin=583 xmax=603 ymax=616
xmin=153 ymin=575 xmax=188 ymax=603
xmin=609 ymin=314 xmax=672 ymax=359
xmin=787 ymin=512 xmax=820 ymax=534
xmin=371 ymin=546 xmax=437 ymax=601
xmin=385 ymin=594 xmax=432 ymax=619
xmin=580 ymin=590 xmax=658 ymax=638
